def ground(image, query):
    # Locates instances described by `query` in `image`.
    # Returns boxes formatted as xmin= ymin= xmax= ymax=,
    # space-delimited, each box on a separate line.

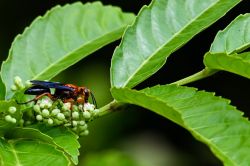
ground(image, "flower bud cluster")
xmin=4 ymin=106 xmax=20 ymax=125
xmin=31 ymin=96 xmax=99 ymax=135
xmin=7 ymin=76 xmax=100 ymax=136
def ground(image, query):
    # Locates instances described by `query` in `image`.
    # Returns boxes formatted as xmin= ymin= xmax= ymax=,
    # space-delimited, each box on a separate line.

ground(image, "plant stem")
xmin=98 ymin=68 xmax=218 ymax=117
xmin=98 ymin=100 xmax=124 ymax=117
xmin=170 ymin=68 xmax=218 ymax=86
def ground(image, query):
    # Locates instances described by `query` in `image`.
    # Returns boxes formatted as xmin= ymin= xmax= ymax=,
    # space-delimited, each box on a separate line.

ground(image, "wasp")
xmin=18 ymin=80 xmax=97 ymax=108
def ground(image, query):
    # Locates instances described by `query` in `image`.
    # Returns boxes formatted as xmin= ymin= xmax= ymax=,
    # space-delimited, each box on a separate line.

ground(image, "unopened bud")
xmin=51 ymin=109 xmax=60 ymax=116
xmin=33 ymin=105 xmax=41 ymax=113
xmin=84 ymin=103 xmax=95 ymax=111
xmin=41 ymin=109 xmax=50 ymax=117
xmin=79 ymin=120 xmax=86 ymax=126
xmin=62 ymin=103 xmax=71 ymax=111
xmin=79 ymin=124 xmax=88 ymax=131
xmin=80 ymin=130 xmax=89 ymax=136
xmin=36 ymin=115 xmax=43 ymax=121
xmin=11 ymin=85 xmax=17 ymax=91
xmin=57 ymin=113 xmax=65 ymax=120
xmin=8 ymin=107 xmax=16 ymax=114
xmin=48 ymin=118 xmax=53 ymax=125
xmin=72 ymin=120 xmax=78 ymax=127
xmin=72 ymin=112 xmax=79 ymax=119
xmin=82 ymin=111 xmax=91 ymax=119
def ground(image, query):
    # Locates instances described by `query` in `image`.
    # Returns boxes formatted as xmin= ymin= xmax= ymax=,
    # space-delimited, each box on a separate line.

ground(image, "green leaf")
xmin=204 ymin=52 xmax=250 ymax=79
xmin=210 ymin=14 xmax=250 ymax=54
xmin=0 ymin=74 xmax=5 ymax=100
xmin=1 ymin=2 xmax=135 ymax=99
xmin=111 ymin=85 xmax=250 ymax=165
xmin=111 ymin=0 xmax=240 ymax=88
xmin=0 ymin=138 xmax=70 ymax=166
xmin=5 ymin=125 xmax=80 ymax=165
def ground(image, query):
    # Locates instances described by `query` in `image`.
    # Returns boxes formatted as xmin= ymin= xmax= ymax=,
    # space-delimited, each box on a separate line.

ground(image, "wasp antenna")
xmin=90 ymin=92 xmax=97 ymax=108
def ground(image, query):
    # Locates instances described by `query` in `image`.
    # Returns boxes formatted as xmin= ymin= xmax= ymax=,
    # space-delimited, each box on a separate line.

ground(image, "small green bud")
xmin=79 ymin=124 xmax=88 ymax=131
xmin=79 ymin=120 xmax=86 ymax=126
xmin=19 ymin=119 xmax=24 ymax=126
xmin=57 ymin=113 xmax=65 ymax=120
xmin=72 ymin=105 xmax=78 ymax=112
xmin=10 ymin=118 xmax=17 ymax=124
xmin=33 ymin=105 xmax=41 ymax=113
xmin=72 ymin=127 xmax=78 ymax=131
xmin=11 ymin=85 xmax=17 ymax=91
xmin=48 ymin=118 xmax=53 ymax=125
xmin=8 ymin=106 xmax=16 ymax=114
xmin=41 ymin=109 xmax=50 ymax=117
xmin=72 ymin=112 xmax=79 ymax=119
xmin=51 ymin=109 xmax=60 ymax=116
xmin=63 ymin=111 xmax=70 ymax=117
xmin=14 ymin=76 xmax=22 ymax=85
xmin=78 ymin=104 xmax=83 ymax=110
xmin=80 ymin=130 xmax=89 ymax=136
xmin=82 ymin=111 xmax=91 ymax=119
xmin=62 ymin=102 xmax=71 ymax=111
xmin=36 ymin=115 xmax=43 ymax=121
xmin=5 ymin=115 xmax=12 ymax=122
xmin=72 ymin=120 xmax=78 ymax=127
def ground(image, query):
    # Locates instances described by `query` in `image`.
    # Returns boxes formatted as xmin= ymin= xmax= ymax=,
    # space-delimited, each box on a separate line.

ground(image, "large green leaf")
xmin=204 ymin=52 xmax=250 ymax=79
xmin=1 ymin=2 xmax=135 ymax=99
xmin=0 ymin=138 xmax=70 ymax=166
xmin=111 ymin=85 xmax=250 ymax=165
xmin=210 ymin=14 xmax=250 ymax=54
xmin=111 ymin=0 xmax=240 ymax=88
xmin=5 ymin=125 xmax=80 ymax=165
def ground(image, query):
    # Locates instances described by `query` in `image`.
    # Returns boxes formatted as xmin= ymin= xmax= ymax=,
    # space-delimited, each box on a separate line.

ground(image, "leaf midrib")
xmin=33 ymin=26 xmax=125 ymax=80
xmin=121 ymin=1 xmax=217 ymax=88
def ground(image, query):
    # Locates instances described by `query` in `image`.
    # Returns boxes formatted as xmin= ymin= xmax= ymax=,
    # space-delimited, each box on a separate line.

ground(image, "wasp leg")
xmin=17 ymin=92 xmax=54 ymax=104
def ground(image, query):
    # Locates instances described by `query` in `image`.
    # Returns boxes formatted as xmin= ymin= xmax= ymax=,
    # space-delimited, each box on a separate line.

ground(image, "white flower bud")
xmin=72 ymin=105 xmax=78 ymax=112
xmin=80 ymin=130 xmax=89 ymax=136
xmin=72 ymin=120 xmax=78 ymax=127
xmin=14 ymin=76 xmax=22 ymax=85
xmin=57 ymin=113 xmax=65 ymax=120
xmin=11 ymin=118 xmax=17 ymax=124
xmin=25 ymin=121 xmax=32 ymax=125
xmin=64 ymin=123 xmax=71 ymax=127
xmin=82 ymin=111 xmax=91 ymax=119
xmin=78 ymin=104 xmax=83 ymax=110
xmin=11 ymin=85 xmax=17 ymax=91
xmin=41 ymin=109 xmax=50 ymax=117
xmin=79 ymin=124 xmax=88 ymax=130
xmin=5 ymin=115 xmax=12 ymax=122
xmin=79 ymin=120 xmax=86 ymax=126
xmin=84 ymin=103 xmax=95 ymax=111
xmin=48 ymin=118 xmax=53 ymax=125
xmin=36 ymin=115 xmax=43 ymax=121
xmin=51 ymin=109 xmax=60 ymax=116
xmin=33 ymin=105 xmax=40 ymax=113
xmin=8 ymin=107 xmax=16 ymax=114
xmin=19 ymin=119 xmax=24 ymax=125
xmin=62 ymin=102 xmax=71 ymax=111
xmin=72 ymin=112 xmax=79 ymax=119
xmin=72 ymin=127 xmax=78 ymax=131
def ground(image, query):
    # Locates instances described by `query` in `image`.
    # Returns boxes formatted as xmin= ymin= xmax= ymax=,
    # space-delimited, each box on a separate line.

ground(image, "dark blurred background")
xmin=0 ymin=1 xmax=249 ymax=165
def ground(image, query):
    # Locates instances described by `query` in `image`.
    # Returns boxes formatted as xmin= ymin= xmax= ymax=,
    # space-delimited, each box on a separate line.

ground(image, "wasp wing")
xmin=30 ymin=80 xmax=73 ymax=91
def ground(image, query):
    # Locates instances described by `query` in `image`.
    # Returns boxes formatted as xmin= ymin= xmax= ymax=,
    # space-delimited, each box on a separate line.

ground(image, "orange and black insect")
xmin=18 ymin=80 xmax=97 ymax=107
